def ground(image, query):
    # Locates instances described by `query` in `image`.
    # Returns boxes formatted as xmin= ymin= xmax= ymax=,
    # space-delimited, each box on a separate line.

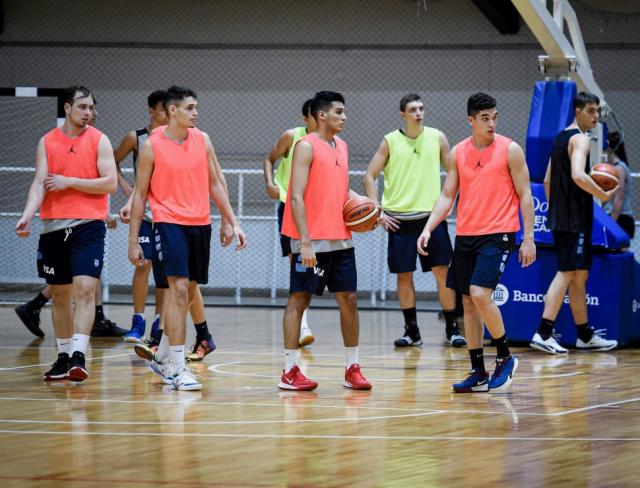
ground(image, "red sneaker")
xmin=278 ymin=365 xmax=318 ymax=391
xmin=343 ymin=364 xmax=372 ymax=390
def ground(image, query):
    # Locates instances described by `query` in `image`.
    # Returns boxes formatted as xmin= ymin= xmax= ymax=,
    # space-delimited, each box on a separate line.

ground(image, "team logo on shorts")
xmin=139 ymin=236 xmax=150 ymax=244
xmin=42 ymin=265 xmax=55 ymax=275
xmin=295 ymin=255 xmax=306 ymax=273
xmin=492 ymin=284 xmax=509 ymax=306
xmin=94 ymin=259 xmax=100 ymax=268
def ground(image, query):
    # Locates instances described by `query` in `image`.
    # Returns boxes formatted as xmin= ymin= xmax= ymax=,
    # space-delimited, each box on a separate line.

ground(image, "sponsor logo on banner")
xmin=492 ymin=283 xmax=600 ymax=307
xmin=492 ymin=284 xmax=509 ymax=306
xmin=532 ymin=196 xmax=550 ymax=233
xmin=633 ymin=299 xmax=638 ymax=313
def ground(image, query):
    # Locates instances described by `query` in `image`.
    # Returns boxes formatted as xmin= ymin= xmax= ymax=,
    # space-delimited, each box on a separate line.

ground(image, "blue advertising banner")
xmin=492 ymin=249 xmax=640 ymax=346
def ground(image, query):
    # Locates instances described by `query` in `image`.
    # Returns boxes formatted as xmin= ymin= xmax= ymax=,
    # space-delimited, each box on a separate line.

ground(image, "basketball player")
xmin=263 ymin=99 xmax=316 ymax=347
xmin=417 ymin=93 xmax=536 ymax=392
xmin=364 ymin=93 xmax=466 ymax=348
xmin=15 ymin=85 xmax=118 ymax=381
xmin=530 ymin=92 xmax=618 ymax=354
xmin=14 ymin=94 xmax=125 ymax=340
xmin=115 ymin=90 xmax=168 ymax=344
xmin=118 ymin=91 xmax=229 ymax=361
xmin=128 ymin=86 xmax=246 ymax=391
xmin=279 ymin=90 xmax=372 ymax=391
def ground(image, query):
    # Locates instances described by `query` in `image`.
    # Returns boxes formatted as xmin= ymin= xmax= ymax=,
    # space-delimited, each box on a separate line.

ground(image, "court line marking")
xmin=208 ymin=361 xmax=583 ymax=382
xmin=0 ymin=352 xmax=135 ymax=371
xmin=0 ymin=395 xmax=632 ymax=418
xmin=0 ymin=410 xmax=445 ymax=426
xmin=551 ymin=396 xmax=640 ymax=416
xmin=0 ymin=396 xmax=441 ymax=412
xmin=0 ymin=429 xmax=638 ymax=441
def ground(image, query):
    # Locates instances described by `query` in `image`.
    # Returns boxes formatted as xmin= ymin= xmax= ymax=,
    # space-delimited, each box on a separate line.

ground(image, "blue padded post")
xmin=526 ymin=80 xmax=576 ymax=182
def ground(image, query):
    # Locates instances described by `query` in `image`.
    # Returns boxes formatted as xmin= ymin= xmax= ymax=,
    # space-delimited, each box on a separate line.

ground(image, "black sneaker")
xmin=69 ymin=351 xmax=88 ymax=382
xmin=91 ymin=317 xmax=127 ymax=337
xmin=44 ymin=353 xmax=69 ymax=381
xmin=15 ymin=304 xmax=45 ymax=338
xmin=394 ymin=325 xmax=423 ymax=347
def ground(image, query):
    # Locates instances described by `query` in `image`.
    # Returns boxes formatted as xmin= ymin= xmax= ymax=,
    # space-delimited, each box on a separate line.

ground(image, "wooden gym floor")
xmin=0 ymin=303 xmax=638 ymax=487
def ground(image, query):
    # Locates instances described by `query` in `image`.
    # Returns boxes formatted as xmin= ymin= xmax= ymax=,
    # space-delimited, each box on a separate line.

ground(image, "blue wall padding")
xmin=526 ymin=81 xmax=577 ymax=182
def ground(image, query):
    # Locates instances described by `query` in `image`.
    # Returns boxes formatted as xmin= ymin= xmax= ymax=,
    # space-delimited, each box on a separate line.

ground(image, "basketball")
xmin=343 ymin=196 xmax=380 ymax=232
xmin=591 ymin=163 xmax=619 ymax=191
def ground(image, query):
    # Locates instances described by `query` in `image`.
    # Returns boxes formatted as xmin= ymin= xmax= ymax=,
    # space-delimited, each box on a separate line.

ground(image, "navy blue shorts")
xmin=446 ymin=232 xmax=515 ymax=295
xmin=553 ymin=230 xmax=592 ymax=271
xmin=277 ymin=202 xmax=292 ymax=257
xmin=37 ymin=220 xmax=106 ymax=285
xmin=290 ymin=248 xmax=357 ymax=296
xmin=139 ymin=220 xmax=154 ymax=260
xmin=153 ymin=223 xmax=211 ymax=285
xmin=388 ymin=219 xmax=452 ymax=273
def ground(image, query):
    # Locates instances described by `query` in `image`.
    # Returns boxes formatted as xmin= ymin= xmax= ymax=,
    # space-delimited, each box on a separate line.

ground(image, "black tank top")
xmin=548 ymin=128 xmax=593 ymax=233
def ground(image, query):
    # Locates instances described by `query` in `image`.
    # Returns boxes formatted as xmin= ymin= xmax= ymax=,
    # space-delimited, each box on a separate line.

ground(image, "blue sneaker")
xmin=123 ymin=315 xmax=146 ymax=343
xmin=150 ymin=317 xmax=160 ymax=340
xmin=489 ymin=356 xmax=519 ymax=392
xmin=452 ymin=370 xmax=490 ymax=393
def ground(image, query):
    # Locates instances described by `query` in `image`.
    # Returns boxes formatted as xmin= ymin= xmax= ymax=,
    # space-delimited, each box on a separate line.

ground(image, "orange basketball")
xmin=591 ymin=163 xmax=619 ymax=191
xmin=343 ymin=196 xmax=380 ymax=233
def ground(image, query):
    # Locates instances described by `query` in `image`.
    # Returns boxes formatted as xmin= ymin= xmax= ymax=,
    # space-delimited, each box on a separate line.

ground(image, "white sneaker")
xmin=530 ymin=332 xmax=569 ymax=355
xmin=576 ymin=331 xmax=618 ymax=351
xmin=172 ymin=366 xmax=202 ymax=391
xmin=299 ymin=325 xmax=315 ymax=347
xmin=149 ymin=356 xmax=174 ymax=384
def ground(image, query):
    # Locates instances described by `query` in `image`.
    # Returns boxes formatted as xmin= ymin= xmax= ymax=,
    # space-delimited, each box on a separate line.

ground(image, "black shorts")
xmin=290 ymin=247 xmax=357 ymax=296
xmin=139 ymin=220 xmax=154 ymax=260
xmin=388 ymin=219 xmax=452 ymax=273
xmin=446 ymin=232 xmax=515 ymax=295
xmin=277 ymin=202 xmax=292 ymax=257
xmin=37 ymin=220 xmax=106 ymax=285
xmin=153 ymin=223 xmax=211 ymax=284
xmin=553 ymin=230 xmax=592 ymax=271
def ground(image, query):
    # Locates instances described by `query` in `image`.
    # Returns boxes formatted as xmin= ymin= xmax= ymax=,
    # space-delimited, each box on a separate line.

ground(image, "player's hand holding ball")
xmin=343 ymin=196 xmax=380 ymax=233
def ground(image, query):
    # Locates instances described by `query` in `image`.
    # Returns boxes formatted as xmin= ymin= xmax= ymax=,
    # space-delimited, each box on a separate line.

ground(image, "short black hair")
xmin=574 ymin=91 xmax=600 ymax=111
xmin=62 ymin=85 xmax=93 ymax=107
xmin=310 ymin=91 xmax=345 ymax=119
xmin=467 ymin=92 xmax=497 ymax=117
xmin=302 ymin=99 xmax=313 ymax=117
xmin=163 ymin=85 xmax=197 ymax=112
xmin=607 ymin=131 xmax=628 ymax=162
xmin=400 ymin=93 xmax=421 ymax=112
xmin=148 ymin=90 xmax=167 ymax=109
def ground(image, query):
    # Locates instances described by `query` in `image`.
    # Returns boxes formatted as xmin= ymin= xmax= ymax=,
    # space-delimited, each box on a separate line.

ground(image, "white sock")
xmin=170 ymin=345 xmax=185 ymax=371
xmin=56 ymin=338 xmax=72 ymax=355
xmin=157 ymin=332 xmax=170 ymax=361
xmin=154 ymin=314 xmax=160 ymax=322
xmin=301 ymin=308 xmax=309 ymax=328
xmin=134 ymin=313 xmax=145 ymax=319
xmin=284 ymin=349 xmax=298 ymax=373
xmin=72 ymin=334 xmax=90 ymax=355
xmin=346 ymin=346 xmax=359 ymax=368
